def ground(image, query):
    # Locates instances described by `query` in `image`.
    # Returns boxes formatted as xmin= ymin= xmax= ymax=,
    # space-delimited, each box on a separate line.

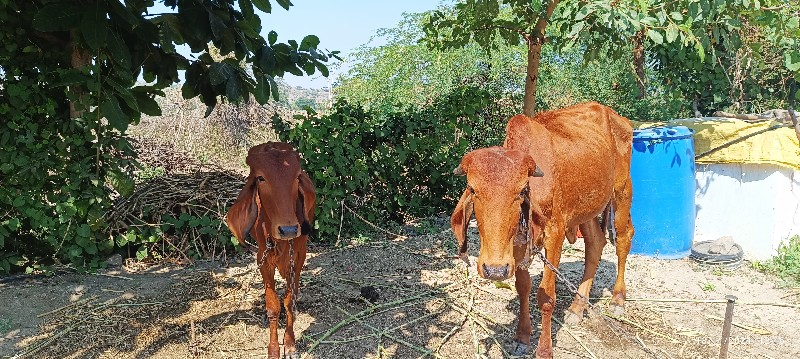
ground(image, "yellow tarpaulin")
xmin=632 ymin=117 xmax=800 ymax=170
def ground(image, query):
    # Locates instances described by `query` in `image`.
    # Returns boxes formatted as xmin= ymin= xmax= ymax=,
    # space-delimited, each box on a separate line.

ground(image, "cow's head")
xmin=451 ymin=147 xmax=544 ymax=280
xmin=226 ymin=142 xmax=315 ymax=244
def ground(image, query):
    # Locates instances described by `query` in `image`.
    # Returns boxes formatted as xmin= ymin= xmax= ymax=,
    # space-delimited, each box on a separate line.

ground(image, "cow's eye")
xmin=468 ymin=186 xmax=475 ymax=195
xmin=257 ymin=176 xmax=266 ymax=182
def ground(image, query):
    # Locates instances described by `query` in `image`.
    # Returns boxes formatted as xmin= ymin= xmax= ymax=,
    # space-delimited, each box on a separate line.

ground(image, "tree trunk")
xmin=70 ymin=29 xmax=91 ymax=119
xmin=523 ymin=40 xmax=543 ymax=117
xmin=632 ymin=29 xmax=646 ymax=99
xmin=522 ymin=0 xmax=561 ymax=117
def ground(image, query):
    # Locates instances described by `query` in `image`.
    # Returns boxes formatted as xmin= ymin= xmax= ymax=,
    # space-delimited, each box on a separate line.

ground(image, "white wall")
xmin=694 ymin=163 xmax=800 ymax=260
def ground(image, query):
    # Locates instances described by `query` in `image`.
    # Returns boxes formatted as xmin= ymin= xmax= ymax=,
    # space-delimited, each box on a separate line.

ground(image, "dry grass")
xmin=130 ymin=87 xmax=301 ymax=171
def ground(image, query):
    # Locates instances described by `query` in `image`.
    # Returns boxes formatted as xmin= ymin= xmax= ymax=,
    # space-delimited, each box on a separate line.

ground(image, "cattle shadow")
xmin=502 ymin=258 xmax=620 ymax=354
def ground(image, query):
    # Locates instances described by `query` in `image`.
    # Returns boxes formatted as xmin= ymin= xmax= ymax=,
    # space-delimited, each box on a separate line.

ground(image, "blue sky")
xmin=265 ymin=0 xmax=447 ymax=88
xmin=151 ymin=1 xmax=447 ymax=89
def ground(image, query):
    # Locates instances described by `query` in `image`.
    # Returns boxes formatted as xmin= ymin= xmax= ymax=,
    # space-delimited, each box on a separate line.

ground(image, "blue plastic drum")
xmin=629 ymin=126 xmax=696 ymax=258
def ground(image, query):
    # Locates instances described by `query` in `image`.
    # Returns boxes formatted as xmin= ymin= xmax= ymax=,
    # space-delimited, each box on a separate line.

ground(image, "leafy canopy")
xmin=0 ymin=0 xmax=335 ymax=272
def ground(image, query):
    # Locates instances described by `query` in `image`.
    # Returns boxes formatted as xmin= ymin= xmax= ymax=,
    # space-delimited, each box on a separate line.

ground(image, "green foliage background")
xmin=2 ymin=1 xmax=798 ymax=272
xmin=273 ymin=87 xmax=493 ymax=240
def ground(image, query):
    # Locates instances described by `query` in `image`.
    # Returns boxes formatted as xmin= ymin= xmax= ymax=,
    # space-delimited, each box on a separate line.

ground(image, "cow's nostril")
xmin=278 ymin=225 xmax=299 ymax=237
xmin=482 ymin=263 xmax=511 ymax=279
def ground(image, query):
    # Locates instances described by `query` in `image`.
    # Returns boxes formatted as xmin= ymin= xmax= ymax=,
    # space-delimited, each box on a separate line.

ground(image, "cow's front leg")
xmin=536 ymin=229 xmax=564 ymax=359
xmin=281 ymin=238 xmax=307 ymax=359
xmin=259 ymin=250 xmax=281 ymax=359
xmin=512 ymin=266 xmax=532 ymax=356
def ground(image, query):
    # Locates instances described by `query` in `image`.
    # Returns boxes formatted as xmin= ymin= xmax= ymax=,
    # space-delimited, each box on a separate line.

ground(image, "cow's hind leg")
xmin=610 ymin=178 xmax=634 ymax=317
xmin=258 ymin=251 xmax=281 ymax=359
xmin=281 ymin=238 xmax=307 ymax=359
xmin=564 ymin=219 xmax=606 ymax=325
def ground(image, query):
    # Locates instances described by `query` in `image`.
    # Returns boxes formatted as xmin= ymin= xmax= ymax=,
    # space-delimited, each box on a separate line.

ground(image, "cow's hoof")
xmin=608 ymin=303 xmax=625 ymax=318
xmin=283 ymin=352 xmax=300 ymax=359
xmin=563 ymin=310 xmax=583 ymax=325
xmin=511 ymin=341 xmax=530 ymax=357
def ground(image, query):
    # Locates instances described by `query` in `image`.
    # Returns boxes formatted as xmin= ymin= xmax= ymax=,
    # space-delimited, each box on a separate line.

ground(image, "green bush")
xmin=753 ymin=235 xmax=800 ymax=286
xmin=273 ymin=87 xmax=492 ymax=240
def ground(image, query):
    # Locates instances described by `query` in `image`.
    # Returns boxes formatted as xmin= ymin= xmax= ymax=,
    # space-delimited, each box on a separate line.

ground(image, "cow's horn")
xmin=532 ymin=165 xmax=544 ymax=177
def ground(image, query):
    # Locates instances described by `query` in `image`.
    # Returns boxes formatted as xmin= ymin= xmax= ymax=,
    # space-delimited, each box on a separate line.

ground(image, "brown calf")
xmin=226 ymin=142 xmax=316 ymax=359
xmin=451 ymin=102 xmax=634 ymax=358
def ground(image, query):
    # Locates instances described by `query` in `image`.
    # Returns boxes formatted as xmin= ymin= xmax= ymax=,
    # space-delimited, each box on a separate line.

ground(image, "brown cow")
xmin=226 ymin=142 xmax=316 ymax=359
xmin=451 ymin=102 xmax=634 ymax=358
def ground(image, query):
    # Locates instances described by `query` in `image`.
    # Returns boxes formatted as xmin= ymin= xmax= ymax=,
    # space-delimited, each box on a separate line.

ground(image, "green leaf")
xmin=252 ymin=0 xmax=272 ymax=13
xmin=81 ymin=6 xmax=109 ymax=51
xmin=268 ymin=75 xmax=280 ymax=101
xmin=209 ymin=63 xmax=234 ymax=86
xmin=225 ymin=75 xmax=243 ymax=102
xmin=32 ymin=3 xmax=83 ymax=31
xmin=787 ymin=17 xmax=799 ymax=31
xmin=316 ymin=62 xmax=329 ymax=77
xmin=637 ymin=0 xmax=648 ymax=12
xmin=646 ymin=29 xmax=663 ymax=44
xmin=136 ymin=246 xmax=148 ymax=261
xmin=268 ymin=30 xmax=278 ymax=45
xmin=276 ymin=0 xmax=292 ymax=10
xmin=494 ymin=281 xmax=512 ymax=290
xmin=669 ymin=12 xmax=683 ymax=21
xmin=254 ymin=75 xmax=271 ymax=104
xmin=106 ymin=30 xmax=131 ymax=68
xmin=77 ymin=224 xmax=91 ymax=238
xmin=240 ymin=0 xmax=255 ymax=20
xmin=100 ymin=95 xmax=129 ymax=132
xmin=258 ymin=45 xmax=277 ymax=72
xmin=209 ymin=12 xmax=227 ymax=40
xmin=300 ymin=35 xmax=320 ymax=51
xmin=109 ymin=0 xmax=138 ymax=28
xmin=107 ymin=168 xmax=134 ymax=196
xmin=666 ymin=25 xmax=679 ymax=43
xmin=785 ymin=51 xmax=800 ymax=72
xmin=694 ymin=40 xmax=705 ymax=62
xmin=133 ymin=92 xmax=162 ymax=116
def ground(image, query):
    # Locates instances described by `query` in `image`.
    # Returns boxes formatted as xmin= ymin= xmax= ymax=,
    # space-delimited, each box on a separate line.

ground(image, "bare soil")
xmin=2 ymin=219 xmax=798 ymax=359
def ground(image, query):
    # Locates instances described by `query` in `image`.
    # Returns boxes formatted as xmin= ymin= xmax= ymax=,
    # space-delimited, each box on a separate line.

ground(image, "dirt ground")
xmin=2 ymin=217 xmax=798 ymax=359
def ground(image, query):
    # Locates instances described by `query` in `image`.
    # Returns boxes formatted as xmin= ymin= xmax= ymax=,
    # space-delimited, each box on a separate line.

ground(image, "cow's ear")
xmin=226 ymin=175 xmax=259 ymax=250
xmin=296 ymin=171 xmax=317 ymax=236
xmin=450 ymin=187 xmax=473 ymax=266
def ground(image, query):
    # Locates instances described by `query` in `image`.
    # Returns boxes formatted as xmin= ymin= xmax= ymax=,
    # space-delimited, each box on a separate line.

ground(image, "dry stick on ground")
xmin=556 ymin=323 xmax=598 ymax=358
xmin=322 ymin=305 xmax=448 ymax=345
xmin=302 ymin=291 xmax=437 ymax=355
xmin=36 ymin=295 xmax=99 ymax=318
xmin=603 ymin=313 xmax=680 ymax=344
xmin=335 ymin=306 xmax=445 ymax=359
xmin=620 ymin=297 xmax=800 ymax=309
xmin=704 ymin=314 xmax=771 ymax=335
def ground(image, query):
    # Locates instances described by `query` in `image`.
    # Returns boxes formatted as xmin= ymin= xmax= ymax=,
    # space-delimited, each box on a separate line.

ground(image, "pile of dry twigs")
xmin=104 ymin=138 xmax=246 ymax=263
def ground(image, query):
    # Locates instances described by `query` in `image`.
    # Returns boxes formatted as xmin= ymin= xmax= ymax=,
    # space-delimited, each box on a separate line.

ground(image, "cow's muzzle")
xmin=276 ymin=225 xmax=300 ymax=239
xmin=481 ymin=263 xmax=511 ymax=280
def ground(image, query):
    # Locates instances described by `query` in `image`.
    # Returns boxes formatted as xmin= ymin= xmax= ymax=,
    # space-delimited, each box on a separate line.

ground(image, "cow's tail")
xmin=600 ymin=200 xmax=617 ymax=245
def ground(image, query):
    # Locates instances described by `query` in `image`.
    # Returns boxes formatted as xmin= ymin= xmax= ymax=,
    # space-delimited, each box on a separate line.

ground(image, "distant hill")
xmin=274 ymin=78 xmax=331 ymax=111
